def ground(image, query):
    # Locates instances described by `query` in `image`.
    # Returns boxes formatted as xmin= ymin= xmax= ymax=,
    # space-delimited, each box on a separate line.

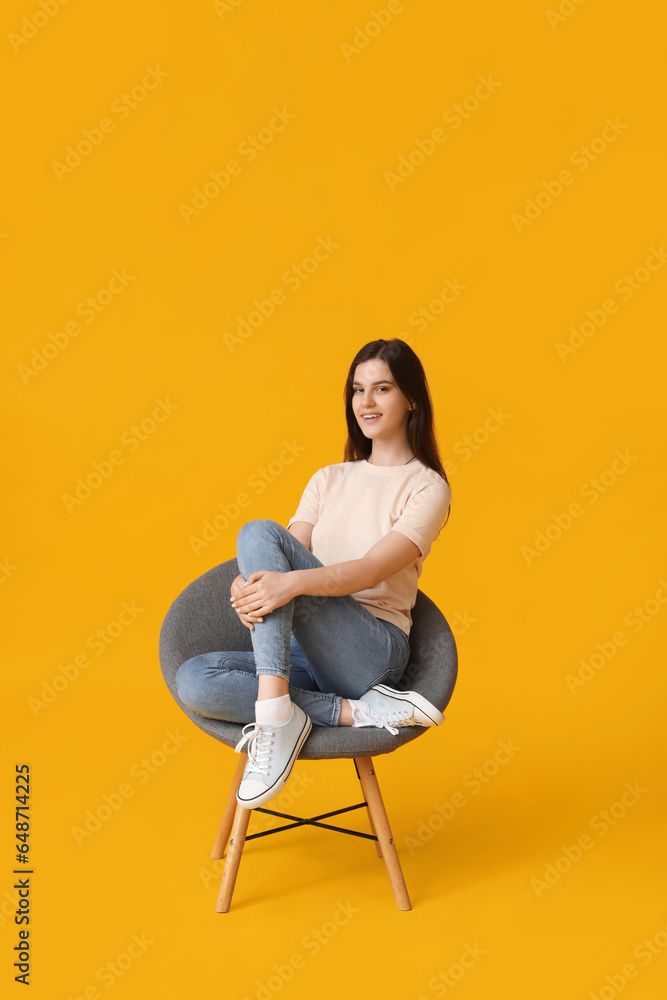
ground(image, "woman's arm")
xmin=287 ymin=521 xmax=313 ymax=551
xmin=231 ymin=530 xmax=420 ymax=618
xmin=291 ymin=530 xmax=421 ymax=598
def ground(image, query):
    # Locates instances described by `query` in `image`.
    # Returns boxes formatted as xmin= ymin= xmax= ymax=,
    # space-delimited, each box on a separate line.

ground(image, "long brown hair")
xmin=342 ymin=338 xmax=451 ymax=528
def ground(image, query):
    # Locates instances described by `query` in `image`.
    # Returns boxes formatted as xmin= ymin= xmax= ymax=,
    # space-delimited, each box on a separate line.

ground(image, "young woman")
xmin=176 ymin=338 xmax=452 ymax=809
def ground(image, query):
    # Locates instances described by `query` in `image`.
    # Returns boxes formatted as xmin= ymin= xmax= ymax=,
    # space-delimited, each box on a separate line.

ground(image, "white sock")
xmin=255 ymin=693 xmax=292 ymax=726
xmin=347 ymin=698 xmax=372 ymax=725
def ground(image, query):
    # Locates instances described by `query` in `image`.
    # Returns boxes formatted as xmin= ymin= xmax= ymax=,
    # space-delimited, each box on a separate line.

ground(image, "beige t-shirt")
xmin=287 ymin=458 xmax=451 ymax=635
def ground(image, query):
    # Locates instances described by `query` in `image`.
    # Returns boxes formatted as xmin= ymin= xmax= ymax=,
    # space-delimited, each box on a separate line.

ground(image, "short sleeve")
xmin=389 ymin=481 xmax=451 ymax=557
xmin=287 ymin=468 xmax=324 ymax=529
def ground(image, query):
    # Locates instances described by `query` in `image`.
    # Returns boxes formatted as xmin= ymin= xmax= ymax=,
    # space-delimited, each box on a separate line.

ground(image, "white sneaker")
xmin=352 ymin=683 xmax=445 ymax=735
xmin=234 ymin=703 xmax=312 ymax=808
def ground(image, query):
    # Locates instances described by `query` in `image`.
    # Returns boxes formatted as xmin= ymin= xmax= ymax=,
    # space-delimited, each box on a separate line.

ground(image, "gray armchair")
xmin=159 ymin=558 xmax=458 ymax=911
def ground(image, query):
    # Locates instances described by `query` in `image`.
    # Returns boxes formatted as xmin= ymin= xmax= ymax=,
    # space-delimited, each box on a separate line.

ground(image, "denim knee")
xmin=175 ymin=657 xmax=207 ymax=711
xmin=237 ymin=518 xmax=280 ymax=544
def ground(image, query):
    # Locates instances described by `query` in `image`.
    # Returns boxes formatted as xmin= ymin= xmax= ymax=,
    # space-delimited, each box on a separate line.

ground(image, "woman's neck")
xmin=366 ymin=442 xmax=415 ymax=467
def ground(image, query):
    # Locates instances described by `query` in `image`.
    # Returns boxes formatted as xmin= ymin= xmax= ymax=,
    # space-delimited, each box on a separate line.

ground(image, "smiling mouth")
xmin=361 ymin=414 xmax=381 ymax=420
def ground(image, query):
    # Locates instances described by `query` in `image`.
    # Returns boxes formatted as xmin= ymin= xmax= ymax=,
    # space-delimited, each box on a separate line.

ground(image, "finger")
xmin=232 ymin=589 xmax=256 ymax=605
xmin=234 ymin=597 xmax=260 ymax=613
xmin=240 ymin=602 xmax=264 ymax=616
xmin=237 ymin=608 xmax=263 ymax=624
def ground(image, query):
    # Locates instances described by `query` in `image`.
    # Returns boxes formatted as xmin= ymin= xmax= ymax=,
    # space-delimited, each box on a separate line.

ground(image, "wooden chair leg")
xmin=355 ymin=756 xmax=412 ymax=911
xmin=367 ymin=809 xmax=383 ymax=857
xmin=361 ymin=779 xmax=383 ymax=857
xmin=210 ymin=755 xmax=247 ymax=859
xmin=216 ymin=802 xmax=252 ymax=913
xmin=353 ymin=759 xmax=382 ymax=856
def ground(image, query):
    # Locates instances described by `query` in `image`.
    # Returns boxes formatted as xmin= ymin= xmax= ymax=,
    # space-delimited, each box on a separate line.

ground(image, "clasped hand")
xmin=230 ymin=570 xmax=297 ymax=629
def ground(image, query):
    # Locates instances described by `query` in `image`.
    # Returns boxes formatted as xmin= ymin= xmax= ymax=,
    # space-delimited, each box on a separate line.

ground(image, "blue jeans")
xmin=175 ymin=519 xmax=411 ymax=727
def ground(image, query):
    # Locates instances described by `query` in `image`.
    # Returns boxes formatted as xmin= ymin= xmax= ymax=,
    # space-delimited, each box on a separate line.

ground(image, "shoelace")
xmin=234 ymin=723 xmax=276 ymax=776
xmin=352 ymin=708 xmax=421 ymax=736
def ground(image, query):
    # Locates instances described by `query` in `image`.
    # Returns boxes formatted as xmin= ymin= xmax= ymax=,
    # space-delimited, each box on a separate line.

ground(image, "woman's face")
xmin=351 ymin=358 xmax=413 ymax=443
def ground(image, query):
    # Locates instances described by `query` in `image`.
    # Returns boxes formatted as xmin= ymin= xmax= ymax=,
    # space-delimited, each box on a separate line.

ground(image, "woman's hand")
xmin=230 ymin=570 xmax=298 ymax=619
xmin=230 ymin=574 xmax=263 ymax=631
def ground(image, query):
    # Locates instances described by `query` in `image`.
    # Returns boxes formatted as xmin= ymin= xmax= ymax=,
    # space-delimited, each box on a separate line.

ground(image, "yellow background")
xmin=3 ymin=0 xmax=666 ymax=997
